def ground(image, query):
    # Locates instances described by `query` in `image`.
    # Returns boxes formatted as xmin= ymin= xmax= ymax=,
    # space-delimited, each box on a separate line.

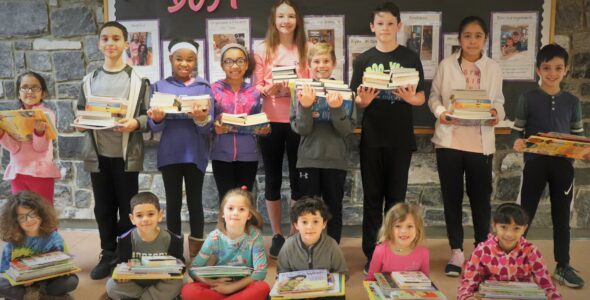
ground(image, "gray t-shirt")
xmin=131 ymin=228 xmax=171 ymax=259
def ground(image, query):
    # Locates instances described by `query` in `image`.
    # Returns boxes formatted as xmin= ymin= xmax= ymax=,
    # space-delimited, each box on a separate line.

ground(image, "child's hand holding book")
xmin=147 ymin=107 xmax=166 ymax=123
xmin=326 ymin=92 xmax=344 ymax=108
xmin=298 ymin=85 xmax=316 ymax=108
xmin=114 ymin=118 xmax=139 ymax=133
xmin=355 ymin=86 xmax=379 ymax=108
xmin=33 ymin=120 xmax=46 ymax=136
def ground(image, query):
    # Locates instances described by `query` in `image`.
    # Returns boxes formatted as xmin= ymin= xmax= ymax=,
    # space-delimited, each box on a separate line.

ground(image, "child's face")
xmin=99 ymin=26 xmax=129 ymax=61
xmin=171 ymin=48 xmax=197 ymax=80
xmin=391 ymin=215 xmax=417 ymax=249
xmin=459 ymin=22 xmax=486 ymax=59
xmin=506 ymin=38 xmax=514 ymax=46
xmin=512 ymin=33 xmax=521 ymax=42
xmin=370 ymin=12 xmax=401 ymax=45
xmin=309 ymin=53 xmax=335 ymax=79
xmin=16 ymin=206 xmax=41 ymax=237
xmin=222 ymin=48 xmax=248 ymax=81
xmin=222 ymin=196 xmax=252 ymax=231
xmin=19 ymin=75 xmax=45 ymax=108
xmin=275 ymin=3 xmax=297 ymax=36
xmin=536 ymin=57 xmax=568 ymax=90
xmin=129 ymin=203 xmax=163 ymax=234
xmin=294 ymin=211 xmax=326 ymax=247
xmin=492 ymin=221 xmax=528 ymax=251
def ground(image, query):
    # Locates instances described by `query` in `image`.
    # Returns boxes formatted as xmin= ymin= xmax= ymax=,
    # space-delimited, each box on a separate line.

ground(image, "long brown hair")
xmin=0 ymin=191 xmax=59 ymax=245
xmin=264 ymin=0 xmax=307 ymax=71
xmin=217 ymin=188 xmax=263 ymax=233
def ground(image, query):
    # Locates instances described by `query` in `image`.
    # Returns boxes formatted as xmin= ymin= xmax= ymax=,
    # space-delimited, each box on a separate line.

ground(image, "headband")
xmin=170 ymin=42 xmax=198 ymax=55
xmin=220 ymin=43 xmax=248 ymax=59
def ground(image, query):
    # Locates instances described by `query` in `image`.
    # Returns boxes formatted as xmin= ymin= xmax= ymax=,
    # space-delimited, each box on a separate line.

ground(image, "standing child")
xmin=211 ymin=43 xmax=263 ymax=200
xmin=513 ymin=43 xmax=585 ymax=288
xmin=0 ymin=72 xmax=61 ymax=205
xmin=349 ymin=1 xmax=426 ymax=272
xmin=365 ymin=202 xmax=429 ymax=281
xmin=254 ymin=0 xmax=311 ymax=257
xmin=76 ymin=21 xmax=151 ymax=280
xmin=458 ymin=203 xmax=562 ymax=300
xmin=428 ymin=16 xmax=505 ymax=277
xmin=106 ymin=192 xmax=184 ymax=300
xmin=277 ymin=197 xmax=349 ymax=300
xmin=148 ymin=38 xmax=213 ymax=262
xmin=0 ymin=191 xmax=79 ymax=299
xmin=182 ymin=188 xmax=270 ymax=300
xmin=290 ymin=43 xmax=356 ymax=243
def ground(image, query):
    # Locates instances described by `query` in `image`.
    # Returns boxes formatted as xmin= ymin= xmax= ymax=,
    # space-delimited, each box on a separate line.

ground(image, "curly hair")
xmin=0 ymin=191 xmax=59 ymax=245
xmin=217 ymin=188 xmax=263 ymax=232
xmin=289 ymin=197 xmax=331 ymax=224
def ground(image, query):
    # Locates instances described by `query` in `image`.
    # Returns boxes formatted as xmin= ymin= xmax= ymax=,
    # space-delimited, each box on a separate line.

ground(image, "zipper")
xmin=233 ymin=90 xmax=239 ymax=161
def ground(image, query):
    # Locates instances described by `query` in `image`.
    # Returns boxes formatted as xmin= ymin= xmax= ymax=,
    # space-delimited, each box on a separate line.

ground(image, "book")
xmin=309 ymin=95 xmax=354 ymax=122
xmin=150 ymin=92 xmax=182 ymax=113
xmin=450 ymin=89 xmax=489 ymax=100
xmin=270 ymin=273 xmax=345 ymax=299
xmin=128 ymin=258 xmax=184 ymax=274
xmin=221 ymin=112 xmax=269 ymax=126
xmin=140 ymin=255 xmax=179 ymax=267
xmin=391 ymin=290 xmax=447 ymax=300
xmin=3 ymin=251 xmax=80 ymax=285
xmin=524 ymin=132 xmax=590 ymax=160
xmin=85 ymin=96 xmax=128 ymax=116
xmin=0 ymin=109 xmax=58 ymax=141
xmin=275 ymin=269 xmax=330 ymax=294
xmin=272 ymin=65 xmax=298 ymax=83
xmin=178 ymin=95 xmax=210 ymax=113
xmin=2 ymin=267 xmax=81 ymax=286
xmin=190 ymin=265 xmax=253 ymax=278
xmin=17 ymin=251 xmax=72 ymax=269
xmin=391 ymin=271 xmax=431 ymax=289
xmin=478 ymin=281 xmax=546 ymax=299
xmin=73 ymin=110 xmax=122 ymax=130
xmin=112 ymin=262 xmax=184 ymax=280
xmin=364 ymin=280 xmax=390 ymax=300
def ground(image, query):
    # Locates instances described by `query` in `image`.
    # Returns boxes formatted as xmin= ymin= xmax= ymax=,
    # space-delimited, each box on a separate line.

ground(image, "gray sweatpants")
xmin=106 ymin=278 xmax=183 ymax=300
xmin=0 ymin=274 xmax=78 ymax=300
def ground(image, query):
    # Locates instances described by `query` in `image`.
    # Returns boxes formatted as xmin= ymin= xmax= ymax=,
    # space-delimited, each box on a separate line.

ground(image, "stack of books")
xmin=272 ymin=65 xmax=298 ymax=83
xmin=291 ymin=79 xmax=354 ymax=122
xmin=112 ymin=255 xmax=184 ymax=280
xmin=190 ymin=265 xmax=253 ymax=278
xmin=361 ymin=68 xmax=419 ymax=90
xmin=447 ymin=89 xmax=495 ymax=126
xmin=524 ymin=132 xmax=590 ymax=160
xmin=2 ymin=251 xmax=80 ymax=286
xmin=220 ymin=112 xmax=270 ymax=135
xmin=478 ymin=281 xmax=547 ymax=299
xmin=269 ymin=269 xmax=345 ymax=299
xmin=150 ymin=93 xmax=210 ymax=114
xmin=178 ymin=95 xmax=211 ymax=113
xmin=365 ymin=272 xmax=446 ymax=300
xmin=74 ymin=95 xmax=128 ymax=130
xmin=389 ymin=68 xmax=420 ymax=87
xmin=362 ymin=71 xmax=395 ymax=90
xmin=0 ymin=109 xmax=58 ymax=141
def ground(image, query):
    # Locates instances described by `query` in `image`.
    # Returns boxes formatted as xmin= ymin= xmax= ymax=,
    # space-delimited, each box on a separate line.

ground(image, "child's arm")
xmin=489 ymin=69 xmax=506 ymax=125
xmin=420 ymin=247 xmax=430 ymax=277
xmin=147 ymin=83 xmax=168 ymax=132
xmin=277 ymin=238 xmax=292 ymax=273
xmin=290 ymin=85 xmax=315 ymax=136
xmin=31 ymin=109 xmax=55 ymax=153
xmin=188 ymin=232 xmax=216 ymax=280
xmin=457 ymin=249 xmax=485 ymax=300
xmin=331 ymin=241 xmax=349 ymax=278
xmin=528 ymin=246 xmax=562 ymax=299
xmin=0 ymin=243 xmax=14 ymax=272
xmin=512 ymin=94 xmax=528 ymax=152
xmin=211 ymin=276 xmax=255 ymax=295
xmin=327 ymin=92 xmax=355 ymax=138
xmin=192 ymin=90 xmax=215 ymax=134
xmin=250 ymin=230 xmax=268 ymax=281
xmin=571 ymin=100 xmax=584 ymax=136
xmin=74 ymin=83 xmax=88 ymax=132
xmin=365 ymin=244 xmax=385 ymax=281
xmin=0 ymin=128 xmax=21 ymax=153
xmin=427 ymin=64 xmax=453 ymax=125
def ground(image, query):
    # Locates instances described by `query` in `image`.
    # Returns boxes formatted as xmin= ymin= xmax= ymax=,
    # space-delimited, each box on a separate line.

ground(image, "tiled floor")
xmin=3 ymin=228 xmax=587 ymax=300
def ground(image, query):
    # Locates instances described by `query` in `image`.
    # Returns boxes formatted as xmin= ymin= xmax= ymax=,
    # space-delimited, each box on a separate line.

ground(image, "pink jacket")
xmin=0 ymin=104 xmax=61 ymax=180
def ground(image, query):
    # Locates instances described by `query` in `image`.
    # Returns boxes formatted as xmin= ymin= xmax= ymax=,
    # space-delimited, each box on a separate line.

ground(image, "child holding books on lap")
xmin=348 ymin=2 xmax=426 ymax=272
xmin=366 ymin=203 xmax=429 ymax=281
xmin=148 ymin=38 xmax=213 ymax=261
xmin=512 ymin=44 xmax=585 ymax=288
xmin=254 ymin=0 xmax=311 ymax=257
xmin=277 ymin=198 xmax=349 ymax=299
xmin=458 ymin=203 xmax=562 ymax=300
xmin=106 ymin=192 xmax=184 ymax=300
xmin=290 ymin=43 xmax=356 ymax=243
xmin=182 ymin=188 xmax=270 ymax=300
xmin=0 ymin=72 xmax=60 ymax=205
xmin=211 ymin=43 xmax=264 ymax=200
xmin=0 ymin=191 xmax=79 ymax=300
xmin=428 ymin=16 xmax=505 ymax=277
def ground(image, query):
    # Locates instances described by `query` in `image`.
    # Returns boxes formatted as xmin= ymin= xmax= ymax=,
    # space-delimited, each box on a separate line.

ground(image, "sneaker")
xmin=553 ymin=264 xmax=585 ymax=288
xmin=364 ymin=261 xmax=370 ymax=275
xmin=269 ymin=234 xmax=285 ymax=259
xmin=444 ymin=249 xmax=464 ymax=277
xmin=90 ymin=250 xmax=117 ymax=280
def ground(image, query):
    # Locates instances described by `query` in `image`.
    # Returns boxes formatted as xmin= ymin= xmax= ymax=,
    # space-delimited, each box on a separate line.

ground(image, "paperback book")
xmin=85 ymin=96 xmax=128 ymax=116
xmin=72 ymin=110 xmax=122 ymax=130
xmin=190 ymin=265 xmax=253 ymax=278
xmin=2 ymin=251 xmax=80 ymax=285
xmin=0 ymin=109 xmax=58 ymax=141
xmin=270 ymin=272 xmax=345 ymax=299
xmin=524 ymin=132 xmax=590 ymax=160
xmin=220 ymin=112 xmax=270 ymax=135
xmin=391 ymin=271 xmax=432 ymax=289
xmin=478 ymin=281 xmax=546 ymax=300
xmin=112 ymin=262 xmax=184 ymax=280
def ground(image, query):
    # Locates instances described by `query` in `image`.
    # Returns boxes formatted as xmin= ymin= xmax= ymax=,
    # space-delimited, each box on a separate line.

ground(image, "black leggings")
xmin=212 ymin=160 xmax=258 ymax=202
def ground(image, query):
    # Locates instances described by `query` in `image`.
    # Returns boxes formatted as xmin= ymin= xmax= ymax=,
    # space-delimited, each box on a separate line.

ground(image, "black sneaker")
xmin=444 ymin=263 xmax=462 ymax=277
xmin=269 ymin=234 xmax=285 ymax=259
xmin=553 ymin=264 xmax=585 ymax=288
xmin=90 ymin=250 xmax=117 ymax=280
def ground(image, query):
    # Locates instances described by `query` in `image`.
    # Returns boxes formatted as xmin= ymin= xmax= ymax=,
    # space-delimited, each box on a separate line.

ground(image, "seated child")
xmin=106 ymin=192 xmax=184 ymax=300
xmin=0 ymin=191 xmax=78 ymax=300
xmin=366 ymin=202 xmax=429 ymax=280
xmin=458 ymin=203 xmax=562 ymax=300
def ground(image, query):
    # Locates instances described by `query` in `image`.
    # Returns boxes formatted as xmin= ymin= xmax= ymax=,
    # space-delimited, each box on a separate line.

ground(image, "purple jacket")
xmin=148 ymin=76 xmax=213 ymax=172
xmin=211 ymin=80 xmax=261 ymax=162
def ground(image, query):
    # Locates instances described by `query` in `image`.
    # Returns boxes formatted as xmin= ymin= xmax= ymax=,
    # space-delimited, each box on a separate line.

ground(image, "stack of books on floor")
xmin=365 ymin=271 xmax=446 ymax=299
xmin=269 ymin=269 xmax=345 ymax=299
xmin=74 ymin=95 xmax=128 ymax=129
xmin=524 ymin=132 xmax=590 ymax=160
xmin=0 ymin=109 xmax=58 ymax=141
xmin=478 ymin=281 xmax=547 ymax=299
xmin=447 ymin=89 xmax=494 ymax=126
xmin=220 ymin=112 xmax=270 ymax=135
xmin=361 ymin=68 xmax=419 ymax=90
xmin=112 ymin=255 xmax=184 ymax=280
xmin=272 ymin=65 xmax=298 ymax=83
xmin=150 ymin=92 xmax=182 ymax=113
xmin=2 ymin=251 xmax=80 ymax=286
xmin=191 ymin=265 xmax=253 ymax=278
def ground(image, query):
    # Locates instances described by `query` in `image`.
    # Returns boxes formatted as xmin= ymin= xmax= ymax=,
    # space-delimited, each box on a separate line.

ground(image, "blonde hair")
xmin=307 ymin=42 xmax=336 ymax=65
xmin=377 ymin=203 xmax=425 ymax=248
xmin=217 ymin=188 xmax=264 ymax=232
xmin=264 ymin=0 xmax=307 ymax=71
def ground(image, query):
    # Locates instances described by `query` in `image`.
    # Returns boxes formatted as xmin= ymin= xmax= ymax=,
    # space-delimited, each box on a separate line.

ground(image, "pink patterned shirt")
xmin=366 ymin=243 xmax=430 ymax=281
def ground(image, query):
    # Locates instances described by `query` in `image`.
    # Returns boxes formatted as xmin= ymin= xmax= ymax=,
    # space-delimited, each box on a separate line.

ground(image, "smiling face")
xmin=294 ymin=211 xmax=326 ymax=247
xmin=170 ymin=48 xmax=197 ymax=81
xmin=459 ymin=22 xmax=487 ymax=61
xmin=275 ymin=3 xmax=297 ymax=36
xmin=222 ymin=195 xmax=252 ymax=232
xmin=370 ymin=12 xmax=401 ymax=45
xmin=18 ymin=75 xmax=45 ymax=108
xmin=492 ymin=221 xmax=528 ymax=251
xmin=309 ymin=53 xmax=335 ymax=79
xmin=222 ymin=48 xmax=248 ymax=82
xmin=99 ymin=26 xmax=129 ymax=61
xmin=391 ymin=215 xmax=417 ymax=249
xmin=129 ymin=203 xmax=163 ymax=235
xmin=17 ymin=205 xmax=41 ymax=237
xmin=536 ymin=57 xmax=568 ymax=91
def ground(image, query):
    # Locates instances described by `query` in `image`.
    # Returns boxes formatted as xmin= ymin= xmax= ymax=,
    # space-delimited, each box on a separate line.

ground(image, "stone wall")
xmin=1 ymin=0 xmax=590 ymax=229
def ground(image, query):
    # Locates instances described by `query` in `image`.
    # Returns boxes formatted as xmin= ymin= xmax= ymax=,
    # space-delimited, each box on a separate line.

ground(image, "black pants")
xmin=160 ymin=163 xmax=204 ymax=238
xmin=259 ymin=122 xmax=301 ymax=200
xmin=298 ymin=167 xmax=347 ymax=243
xmin=520 ymin=156 xmax=574 ymax=266
xmin=91 ymin=156 xmax=138 ymax=251
xmin=212 ymin=160 xmax=258 ymax=201
xmin=0 ymin=275 xmax=78 ymax=299
xmin=360 ymin=144 xmax=412 ymax=259
xmin=436 ymin=148 xmax=492 ymax=250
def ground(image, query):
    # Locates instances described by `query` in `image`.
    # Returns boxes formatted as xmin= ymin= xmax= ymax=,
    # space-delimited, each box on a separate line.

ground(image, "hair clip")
xmin=240 ymin=185 xmax=248 ymax=190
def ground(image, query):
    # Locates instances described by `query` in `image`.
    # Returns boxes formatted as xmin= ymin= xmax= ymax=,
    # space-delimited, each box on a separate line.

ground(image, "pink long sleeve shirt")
xmin=366 ymin=242 xmax=430 ymax=281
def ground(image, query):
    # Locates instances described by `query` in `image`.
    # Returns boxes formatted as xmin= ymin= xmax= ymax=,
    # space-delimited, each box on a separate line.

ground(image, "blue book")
xmin=311 ymin=96 xmax=353 ymax=122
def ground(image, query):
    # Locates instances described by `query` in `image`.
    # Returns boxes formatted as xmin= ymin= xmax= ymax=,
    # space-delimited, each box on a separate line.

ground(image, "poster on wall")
xmin=442 ymin=32 xmax=489 ymax=60
xmin=303 ymin=15 xmax=345 ymax=81
xmin=206 ymin=18 xmax=251 ymax=83
xmin=161 ymin=39 xmax=206 ymax=80
xmin=491 ymin=12 xmax=538 ymax=81
xmin=346 ymin=35 xmax=377 ymax=82
xmin=119 ymin=20 xmax=161 ymax=83
xmin=397 ymin=12 xmax=441 ymax=80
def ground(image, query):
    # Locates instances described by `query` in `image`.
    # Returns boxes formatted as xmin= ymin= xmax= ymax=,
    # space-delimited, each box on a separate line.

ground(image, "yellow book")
xmin=270 ymin=273 xmax=345 ymax=299
xmin=0 ymin=109 xmax=57 ymax=141
xmin=2 ymin=267 xmax=81 ymax=286
xmin=111 ymin=262 xmax=184 ymax=280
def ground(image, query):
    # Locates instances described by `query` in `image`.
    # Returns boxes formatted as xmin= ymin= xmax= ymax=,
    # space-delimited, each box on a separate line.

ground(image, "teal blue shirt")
xmin=1 ymin=231 xmax=65 ymax=272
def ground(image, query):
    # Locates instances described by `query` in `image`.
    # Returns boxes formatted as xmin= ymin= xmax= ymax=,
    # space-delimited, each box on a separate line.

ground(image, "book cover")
xmin=375 ymin=272 xmax=399 ymax=293
xmin=524 ymin=134 xmax=590 ymax=161
xmin=221 ymin=112 xmax=270 ymax=127
xmin=450 ymin=89 xmax=489 ymax=100
xmin=140 ymin=255 xmax=179 ymax=267
xmin=85 ymin=96 xmax=128 ymax=116
xmin=190 ymin=265 xmax=253 ymax=278
xmin=112 ymin=262 xmax=184 ymax=280
xmin=17 ymin=251 xmax=72 ymax=269
xmin=391 ymin=271 xmax=431 ymax=289
xmin=2 ymin=267 xmax=81 ymax=286
xmin=276 ymin=269 xmax=330 ymax=294
xmin=0 ymin=109 xmax=57 ymax=141
xmin=270 ymin=273 xmax=345 ymax=299
xmin=363 ymin=281 xmax=389 ymax=300
xmin=310 ymin=96 xmax=353 ymax=122
xmin=392 ymin=290 xmax=447 ymax=300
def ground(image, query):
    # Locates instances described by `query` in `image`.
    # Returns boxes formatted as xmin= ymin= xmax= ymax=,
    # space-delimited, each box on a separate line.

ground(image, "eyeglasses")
xmin=19 ymin=87 xmax=42 ymax=93
xmin=17 ymin=210 xmax=39 ymax=223
xmin=222 ymin=58 xmax=247 ymax=67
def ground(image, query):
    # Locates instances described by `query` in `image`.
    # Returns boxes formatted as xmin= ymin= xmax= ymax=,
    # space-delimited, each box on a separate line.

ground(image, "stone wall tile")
xmin=0 ymin=43 xmax=14 ymax=78
xmin=53 ymin=51 xmax=85 ymax=81
xmin=26 ymin=52 xmax=52 ymax=72
xmin=51 ymin=6 xmax=96 ymax=37
xmin=556 ymin=0 xmax=584 ymax=32
xmin=0 ymin=1 xmax=48 ymax=37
